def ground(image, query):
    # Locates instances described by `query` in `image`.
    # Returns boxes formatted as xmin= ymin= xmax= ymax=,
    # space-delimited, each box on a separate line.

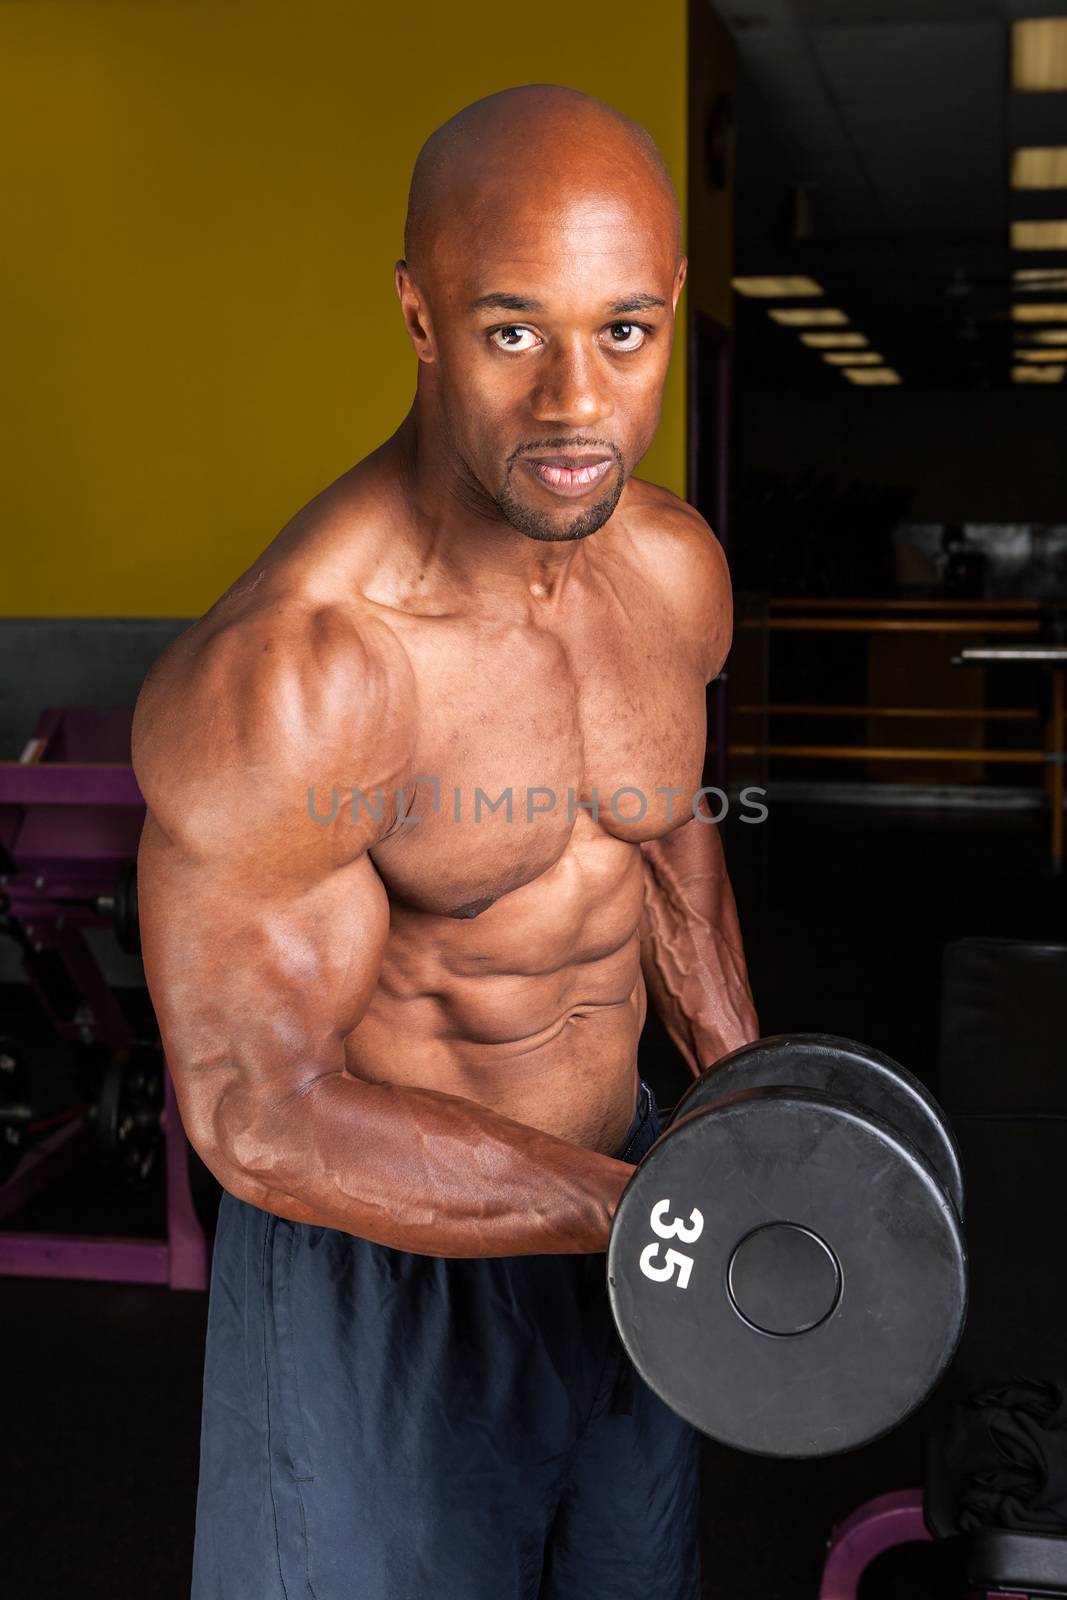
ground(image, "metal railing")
xmin=726 ymin=597 xmax=1065 ymax=867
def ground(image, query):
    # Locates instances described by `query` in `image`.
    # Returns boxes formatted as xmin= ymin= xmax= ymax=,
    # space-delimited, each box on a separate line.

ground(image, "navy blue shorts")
xmin=191 ymin=1081 xmax=701 ymax=1599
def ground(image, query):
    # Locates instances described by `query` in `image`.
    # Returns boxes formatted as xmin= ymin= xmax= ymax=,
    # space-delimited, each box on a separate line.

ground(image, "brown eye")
xmin=606 ymin=323 xmax=647 ymax=351
xmin=490 ymin=326 xmax=539 ymax=352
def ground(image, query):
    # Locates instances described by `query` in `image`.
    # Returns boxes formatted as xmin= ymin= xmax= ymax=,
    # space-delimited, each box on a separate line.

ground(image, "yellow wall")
xmin=1 ymin=0 xmax=692 ymax=617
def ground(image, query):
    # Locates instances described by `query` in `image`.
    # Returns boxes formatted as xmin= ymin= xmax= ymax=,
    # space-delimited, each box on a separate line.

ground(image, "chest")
xmin=371 ymin=610 xmax=707 ymax=918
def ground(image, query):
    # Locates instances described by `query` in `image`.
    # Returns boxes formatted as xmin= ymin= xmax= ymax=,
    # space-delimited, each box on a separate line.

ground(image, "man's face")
xmin=417 ymin=190 xmax=686 ymax=542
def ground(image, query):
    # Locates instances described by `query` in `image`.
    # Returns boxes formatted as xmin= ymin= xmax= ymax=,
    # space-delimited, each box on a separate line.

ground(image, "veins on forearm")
xmin=639 ymin=828 xmax=758 ymax=1073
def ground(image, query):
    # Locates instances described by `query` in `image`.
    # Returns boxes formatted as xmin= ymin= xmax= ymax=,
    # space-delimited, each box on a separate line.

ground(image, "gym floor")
xmin=2 ymin=797 xmax=1062 ymax=1599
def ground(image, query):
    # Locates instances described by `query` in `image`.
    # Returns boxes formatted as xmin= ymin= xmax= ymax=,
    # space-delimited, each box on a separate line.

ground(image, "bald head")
xmin=403 ymin=84 xmax=681 ymax=282
xmin=394 ymin=84 xmax=687 ymax=546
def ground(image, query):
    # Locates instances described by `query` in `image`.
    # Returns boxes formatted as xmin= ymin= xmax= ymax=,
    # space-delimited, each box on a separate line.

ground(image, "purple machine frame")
xmin=0 ymin=706 xmax=208 ymax=1289
xmin=819 ymin=1490 xmax=931 ymax=1599
xmin=819 ymin=1489 xmax=1027 ymax=1600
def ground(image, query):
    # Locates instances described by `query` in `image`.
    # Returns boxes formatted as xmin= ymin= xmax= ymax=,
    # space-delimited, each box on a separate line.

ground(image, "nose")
xmin=528 ymin=336 xmax=615 ymax=429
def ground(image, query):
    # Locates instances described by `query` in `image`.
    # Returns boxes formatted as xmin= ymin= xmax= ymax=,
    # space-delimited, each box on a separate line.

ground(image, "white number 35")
xmin=638 ymin=1198 xmax=705 ymax=1290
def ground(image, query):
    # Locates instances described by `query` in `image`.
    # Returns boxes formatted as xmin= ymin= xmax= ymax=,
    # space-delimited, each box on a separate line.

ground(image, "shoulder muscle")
xmin=132 ymin=602 xmax=415 ymax=880
xmin=630 ymin=484 xmax=733 ymax=682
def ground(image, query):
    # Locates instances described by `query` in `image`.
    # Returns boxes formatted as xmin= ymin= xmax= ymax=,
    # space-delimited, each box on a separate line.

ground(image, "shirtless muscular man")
xmin=134 ymin=83 xmax=758 ymax=1600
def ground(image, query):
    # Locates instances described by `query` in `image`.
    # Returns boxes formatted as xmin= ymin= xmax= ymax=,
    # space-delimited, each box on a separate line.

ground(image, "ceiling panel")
xmin=810 ymin=23 xmax=1005 ymax=237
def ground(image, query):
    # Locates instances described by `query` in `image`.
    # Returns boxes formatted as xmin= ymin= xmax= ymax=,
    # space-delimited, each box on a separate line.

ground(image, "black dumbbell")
xmin=607 ymin=1035 xmax=967 ymax=1458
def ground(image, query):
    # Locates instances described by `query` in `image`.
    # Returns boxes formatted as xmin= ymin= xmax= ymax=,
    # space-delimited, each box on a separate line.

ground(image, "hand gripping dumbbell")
xmin=607 ymin=1035 xmax=967 ymax=1458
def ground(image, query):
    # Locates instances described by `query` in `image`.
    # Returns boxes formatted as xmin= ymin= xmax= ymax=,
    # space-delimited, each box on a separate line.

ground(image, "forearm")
xmin=200 ymin=1071 xmax=635 ymax=1258
xmin=639 ymin=807 xmax=759 ymax=1077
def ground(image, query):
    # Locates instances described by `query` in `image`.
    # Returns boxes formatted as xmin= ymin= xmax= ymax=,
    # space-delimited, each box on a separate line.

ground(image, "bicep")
xmin=138 ymin=812 xmax=389 ymax=1164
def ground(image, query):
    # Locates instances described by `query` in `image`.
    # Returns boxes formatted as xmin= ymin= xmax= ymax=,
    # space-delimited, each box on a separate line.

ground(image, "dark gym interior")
xmin=3 ymin=4 xmax=1067 ymax=1597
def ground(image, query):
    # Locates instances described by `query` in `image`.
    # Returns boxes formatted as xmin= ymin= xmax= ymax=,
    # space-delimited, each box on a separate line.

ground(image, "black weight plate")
xmin=673 ymin=1034 xmax=964 ymax=1219
xmin=97 ymin=1048 xmax=163 ymax=1184
xmin=608 ymin=1087 xmax=967 ymax=1458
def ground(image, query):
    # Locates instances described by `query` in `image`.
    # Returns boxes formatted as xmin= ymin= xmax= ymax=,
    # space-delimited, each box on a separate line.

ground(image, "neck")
xmin=389 ymin=400 xmax=592 ymax=601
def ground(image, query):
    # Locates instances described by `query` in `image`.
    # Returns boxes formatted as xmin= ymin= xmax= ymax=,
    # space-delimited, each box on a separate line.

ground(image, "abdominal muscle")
xmin=342 ymin=934 xmax=649 ymax=1158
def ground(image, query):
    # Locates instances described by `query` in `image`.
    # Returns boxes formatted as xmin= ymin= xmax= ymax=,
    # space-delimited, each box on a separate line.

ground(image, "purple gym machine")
xmin=0 ymin=706 xmax=208 ymax=1289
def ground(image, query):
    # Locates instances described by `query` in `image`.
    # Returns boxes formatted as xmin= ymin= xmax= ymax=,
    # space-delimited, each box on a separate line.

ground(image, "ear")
xmin=672 ymin=255 xmax=689 ymax=311
xmin=394 ymin=261 xmax=436 ymax=363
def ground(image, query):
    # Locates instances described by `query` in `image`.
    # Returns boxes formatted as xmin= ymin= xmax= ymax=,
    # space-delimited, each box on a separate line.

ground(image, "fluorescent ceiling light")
xmin=842 ymin=367 xmax=902 ymax=385
xmin=800 ymin=332 xmax=869 ymax=348
xmin=733 ymin=276 xmax=824 ymax=298
xmin=1012 ymin=363 xmax=1065 ymax=382
xmin=1015 ymin=346 xmax=1067 ymax=361
xmin=1012 ymin=302 xmax=1067 ymax=321
xmin=1012 ymin=220 xmax=1067 ymax=249
xmin=1013 ymin=267 xmax=1067 ymax=288
xmin=768 ymin=307 xmax=849 ymax=326
xmin=822 ymin=351 xmax=884 ymax=366
xmin=1012 ymin=18 xmax=1067 ymax=91
xmin=1012 ymin=147 xmax=1067 ymax=188
xmin=1027 ymin=327 xmax=1067 ymax=343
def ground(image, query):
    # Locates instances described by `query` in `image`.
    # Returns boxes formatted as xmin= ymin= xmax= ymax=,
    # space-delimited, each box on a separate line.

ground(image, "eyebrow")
xmin=468 ymin=291 xmax=667 ymax=316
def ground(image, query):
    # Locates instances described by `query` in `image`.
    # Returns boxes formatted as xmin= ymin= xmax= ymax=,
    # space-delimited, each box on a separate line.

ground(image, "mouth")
xmin=521 ymin=455 xmax=615 ymax=499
